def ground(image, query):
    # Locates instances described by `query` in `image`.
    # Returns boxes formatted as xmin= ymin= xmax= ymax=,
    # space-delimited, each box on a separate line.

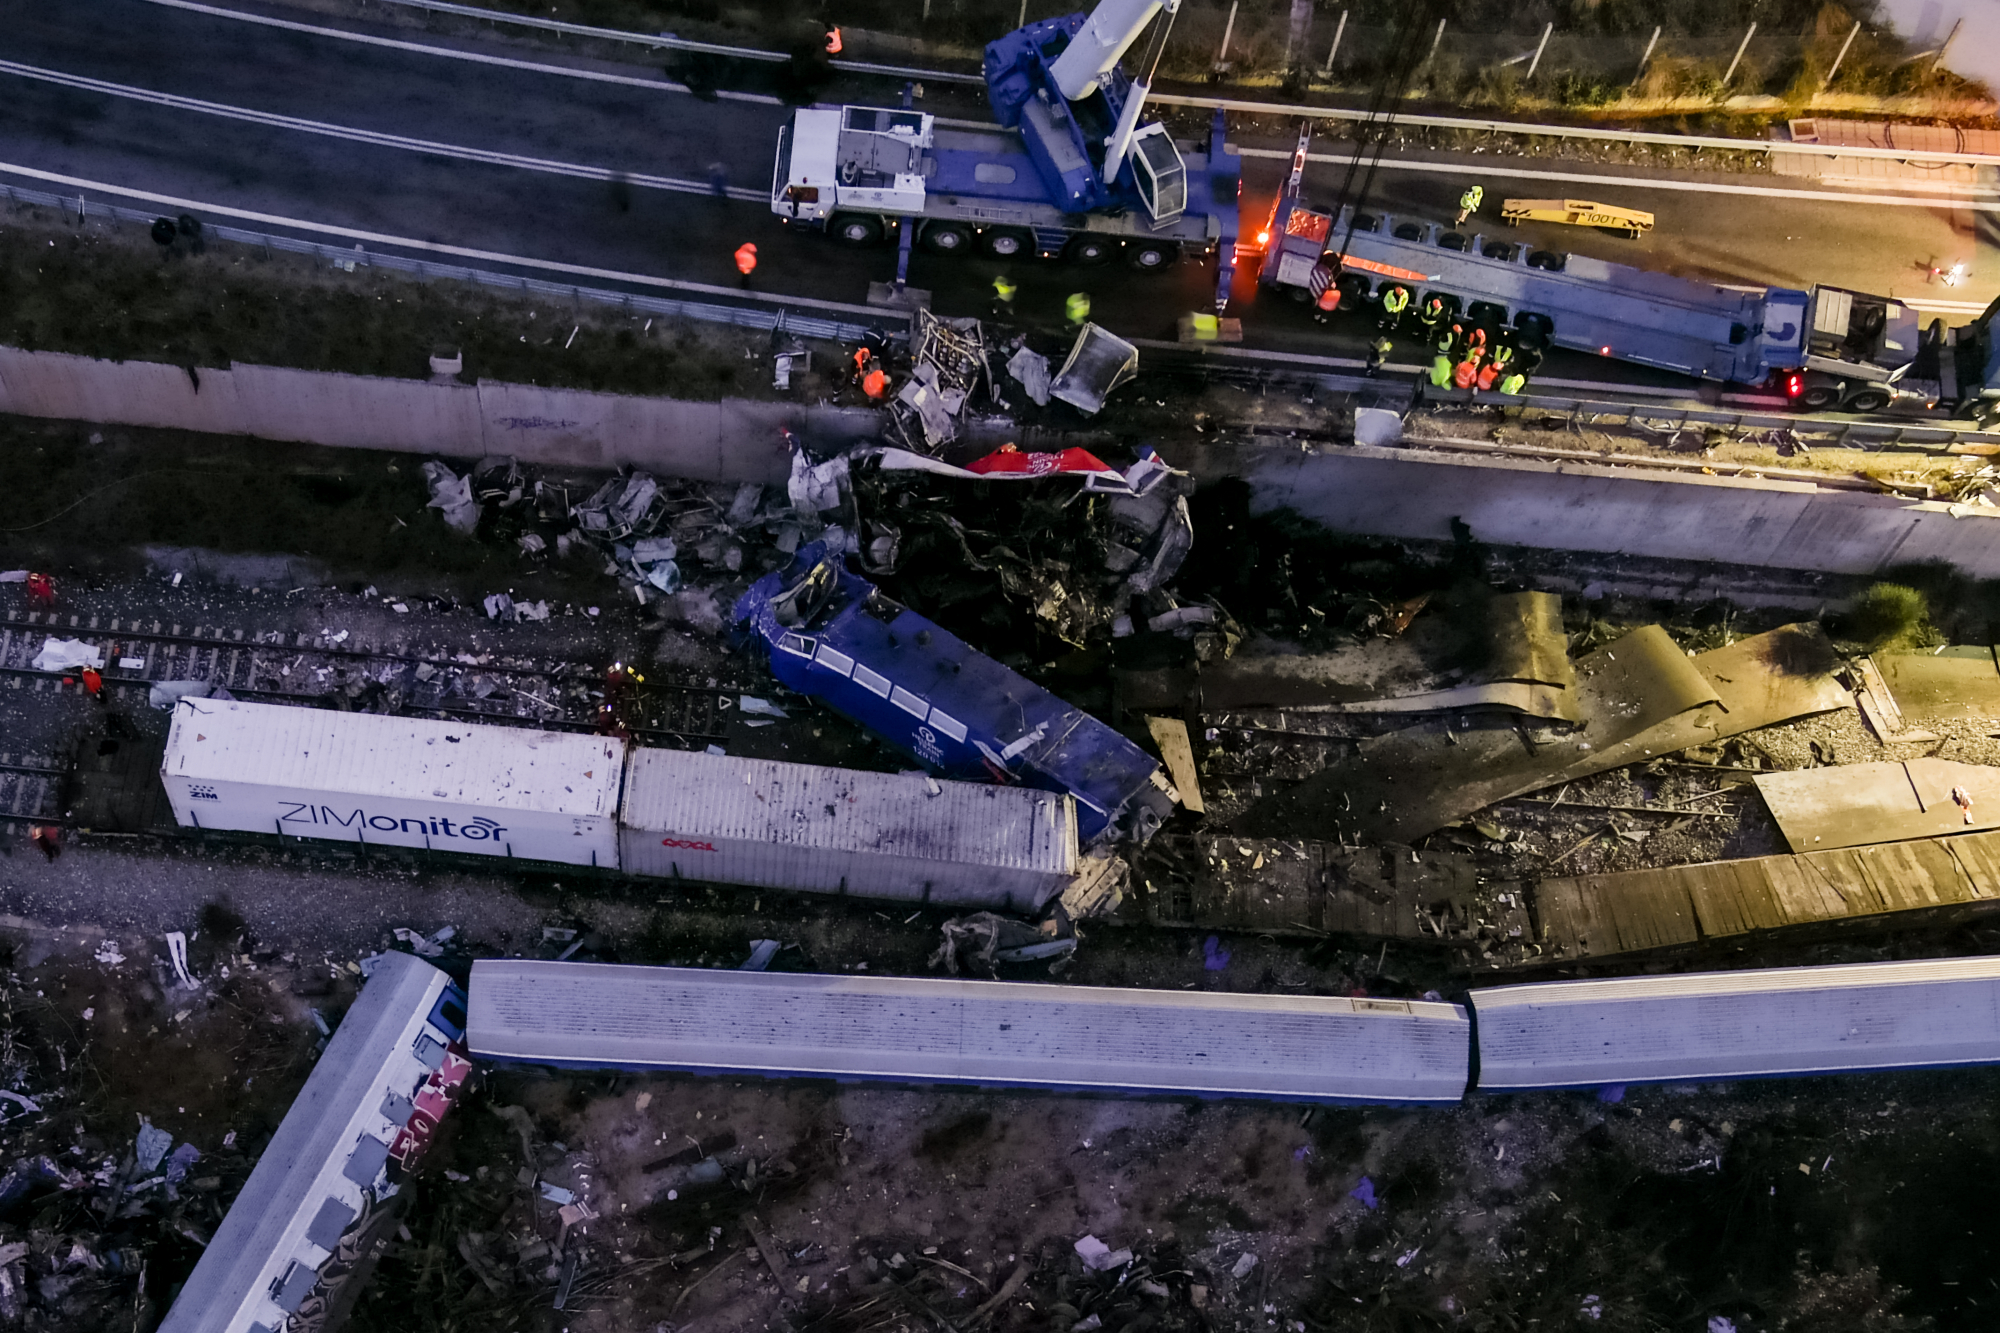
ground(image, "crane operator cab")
xmin=1125 ymin=122 xmax=1186 ymax=225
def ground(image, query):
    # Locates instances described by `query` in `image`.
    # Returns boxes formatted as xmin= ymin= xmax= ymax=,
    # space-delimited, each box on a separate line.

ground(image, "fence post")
xmin=1823 ymin=20 xmax=1860 ymax=87
xmin=1722 ymin=22 xmax=1756 ymax=87
xmin=1422 ymin=18 xmax=1446 ymax=70
xmin=1017 ymin=0 xmax=1026 ymax=29
xmin=1321 ymin=8 xmax=1348 ymax=76
xmin=1215 ymin=1 xmax=1238 ymax=67
xmin=1524 ymin=22 xmax=1553 ymax=80
xmin=1933 ymin=16 xmax=1962 ymax=72
xmin=1634 ymin=24 xmax=1660 ymax=81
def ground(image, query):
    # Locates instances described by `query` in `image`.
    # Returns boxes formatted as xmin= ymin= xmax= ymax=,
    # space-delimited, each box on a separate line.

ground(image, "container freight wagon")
xmin=467 ymin=959 xmax=1473 ymax=1105
xmin=733 ymin=542 xmax=1178 ymax=849
xmin=158 ymin=952 xmax=470 ymax=1333
xmin=618 ymin=747 xmax=1080 ymax=910
xmin=161 ymin=698 xmax=626 ymax=867
xmin=1255 ymin=200 xmax=1810 ymax=386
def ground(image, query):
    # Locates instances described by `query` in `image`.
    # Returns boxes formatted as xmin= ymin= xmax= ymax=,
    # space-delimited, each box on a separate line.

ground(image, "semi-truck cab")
xmin=1781 ymin=286 xmax=2000 ymax=423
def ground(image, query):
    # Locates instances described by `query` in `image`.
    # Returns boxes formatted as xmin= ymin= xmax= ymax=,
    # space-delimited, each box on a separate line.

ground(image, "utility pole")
xmin=1422 ymin=18 xmax=1446 ymax=71
xmin=1722 ymin=22 xmax=1756 ymax=87
xmin=1321 ymin=8 xmax=1348 ymax=76
xmin=1823 ymin=19 xmax=1860 ymax=87
xmin=1634 ymin=25 xmax=1661 ymax=82
xmin=1524 ymin=22 xmax=1553 ymax=80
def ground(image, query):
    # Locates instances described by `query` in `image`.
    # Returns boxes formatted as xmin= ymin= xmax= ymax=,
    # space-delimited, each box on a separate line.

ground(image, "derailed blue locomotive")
xmin=735 ymin=541 xmax=1177 ymax=848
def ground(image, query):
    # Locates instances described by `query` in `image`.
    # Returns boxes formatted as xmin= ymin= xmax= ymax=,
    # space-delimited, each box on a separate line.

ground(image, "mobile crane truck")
xmin=769 ymin=0 xmax=1243 ymax=308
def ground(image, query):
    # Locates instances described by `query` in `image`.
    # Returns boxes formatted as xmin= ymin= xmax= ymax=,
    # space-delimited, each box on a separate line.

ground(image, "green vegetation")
xmin=1839 ymin=582 xmax=1934 ymax=651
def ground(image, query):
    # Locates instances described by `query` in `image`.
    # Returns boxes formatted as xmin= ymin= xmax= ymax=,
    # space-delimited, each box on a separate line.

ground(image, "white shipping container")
xmin=162 ymin=699 xmax=625 ymax=867
xmin=618 ymin=747 xmax=1077 ymax=909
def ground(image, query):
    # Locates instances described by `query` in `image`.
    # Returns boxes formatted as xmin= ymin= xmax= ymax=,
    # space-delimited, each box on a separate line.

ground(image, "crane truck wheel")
xmin=1125 ymin=240 xmax=1179 ymax=272
xmin=921 ymin=223 xmax=973 ymax=255
xmin=1065 ymin=236 xmax=1115 ymax=266
xmin=830 ymin=215 xmax=884 ymax=247
xmin=1845 ymin=388 xmax=1893 ymax=413
xmin=981 ymin=228 xmax=1033 ymax=259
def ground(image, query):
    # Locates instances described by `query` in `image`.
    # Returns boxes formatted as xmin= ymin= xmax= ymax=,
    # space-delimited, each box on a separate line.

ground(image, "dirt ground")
xmin=0 ymin=201 xmax=829 ymax=402
xmin=0 ymin=884 xmax=1994 ymax=1333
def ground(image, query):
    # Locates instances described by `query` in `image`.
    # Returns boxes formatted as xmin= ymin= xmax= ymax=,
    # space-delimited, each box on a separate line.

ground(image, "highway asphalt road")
xmin=1 ymin=0 xmax=1993 ymax=382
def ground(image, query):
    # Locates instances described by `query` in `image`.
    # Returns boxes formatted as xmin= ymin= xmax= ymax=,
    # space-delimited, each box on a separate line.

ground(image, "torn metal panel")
xmin=1878 ymin=651 xmax=2000 ymax=721
xmin=1529 ymin=829 xmax=2000 ymax=965
xmin=1049 ymin=323 xmax=1139 ymax=415
xmin=1181 ymin=591 xmax=1579 ymax=723
xmin=1234 ymin=625 xmax=1719 ymax=843
xmin=1755 ymin=758 xmax=2000 ymax=852
xmin=1006 ymin=344 xmax=1051 ymax=405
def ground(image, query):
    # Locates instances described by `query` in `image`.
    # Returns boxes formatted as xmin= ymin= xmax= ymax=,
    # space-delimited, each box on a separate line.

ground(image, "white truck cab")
xmin=772 ymin=107 xmax=934 ymax=227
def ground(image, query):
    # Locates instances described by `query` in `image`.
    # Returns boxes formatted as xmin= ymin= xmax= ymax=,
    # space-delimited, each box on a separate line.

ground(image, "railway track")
xmin=0 ymin=607 xmax=756 ymax=749
xmin=0 ymin=752 xmax=63 ymax=824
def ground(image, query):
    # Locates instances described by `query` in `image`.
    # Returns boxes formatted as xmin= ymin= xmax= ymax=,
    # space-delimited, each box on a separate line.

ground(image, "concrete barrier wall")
xmin=0 ymin=347 xmax=885 ymax=484
xmin=13 ymin=343 xmax=2000 ymax=579
xmin=1206 ymin=440 xmax=2000 ymax=580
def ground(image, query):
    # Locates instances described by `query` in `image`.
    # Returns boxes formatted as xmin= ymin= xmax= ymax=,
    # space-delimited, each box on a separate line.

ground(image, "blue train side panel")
xmin=734 ymin=543 xmax=1175 ymax=847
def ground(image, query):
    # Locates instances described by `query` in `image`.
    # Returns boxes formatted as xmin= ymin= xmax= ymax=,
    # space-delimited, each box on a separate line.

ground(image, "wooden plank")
xmin=1144 ymin=716 xmax=1205 ymax=815
xmin=1942 ymin=831 xmax=2000 ymax=899
xmin=1800 ymin=845 xmax=1899 ymax=918
xmin=1758 ymin=852 xmax=1858 ymax=925
xmin=1609 ymin=869 xmax=1701 ymax=950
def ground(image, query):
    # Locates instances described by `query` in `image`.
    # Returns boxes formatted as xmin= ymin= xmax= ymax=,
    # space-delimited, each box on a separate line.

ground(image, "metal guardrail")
xmin=369 ymin=0 xmax=2000 ymax=167
xmin=0 ymin=182 xmax=892 ymax=347
xmin=1403 ymin=384 xmax=2000 ymax=454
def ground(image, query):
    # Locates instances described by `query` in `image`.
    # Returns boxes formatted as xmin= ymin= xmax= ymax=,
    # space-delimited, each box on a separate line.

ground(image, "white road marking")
xmin=0 ymin=158 xmax=890 ymax=318
xmin=0 ymin=58 xmax=770 ymax=201
xmin=1237 ymin=148 xmax=2000 ymax=214
xmin=129 ymin=0 xmax=783 ymax=104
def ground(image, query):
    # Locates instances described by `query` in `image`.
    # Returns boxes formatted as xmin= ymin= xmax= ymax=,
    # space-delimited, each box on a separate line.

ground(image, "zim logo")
xmin=188 ymin=785 xmax=219 ymax=801
xmin=278 ymin=803 xmax=509 ymax=841
xmin=661 ymin=837 xmax=717 ymax=852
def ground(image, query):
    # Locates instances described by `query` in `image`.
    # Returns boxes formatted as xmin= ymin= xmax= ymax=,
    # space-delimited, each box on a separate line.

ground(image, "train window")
xmin=1525 ymin=249 xmax=1567 ymax=272
xmin=1350 ymin=212 xmax=1380 ymax=232
xmin=1437 ymin=232 xmax=1470 ymax=251
xmin=1393 ymin=222 xmax=1425 ymax=241
xmin=1729 ymin=323 xmax=1749 ymax=345
xmin=1482 ymin=240 xmax=1519 ymax=262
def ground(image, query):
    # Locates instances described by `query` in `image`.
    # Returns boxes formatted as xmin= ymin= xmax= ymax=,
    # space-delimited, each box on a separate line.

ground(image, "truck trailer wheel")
xmin=1797 ymin=384 xmax=1842 ymax=410
xmin=1125 ymin=240 xmax=1179 ymax=272
xmin=922 ymin=222 xmax=973 ymax=255
xmin=1065 ymin=236 xmax=1114 ymax=266
xmin=1845 ymin=388 xmax=1893 ymax=413
xmin=981 ymin=227 xmax=1033 ymax=259
xmin=830 ymin=215 xmax=884 ymax=247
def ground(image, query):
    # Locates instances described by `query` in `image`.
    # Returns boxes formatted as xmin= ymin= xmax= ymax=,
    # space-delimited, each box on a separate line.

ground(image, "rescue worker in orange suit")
xmin=862 ymin=365 xmax=890 ymax=401
xmin=734 ymin=242 xmax=758 ymax=288
xmin=1313 ymin=283 xmax=1340 ymax=324
xmin=853 ymin=345 xmax=874 ymax=384
xmin=1476 ymin=341 xmax=1515 ymax=393
xmin=25 ymin=572 xmax=54 ymax=608
xmin=1454 ymin=345 xmax=1483 ymax=391
xmin=80 ymin=666 xmax=103 ymax=703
